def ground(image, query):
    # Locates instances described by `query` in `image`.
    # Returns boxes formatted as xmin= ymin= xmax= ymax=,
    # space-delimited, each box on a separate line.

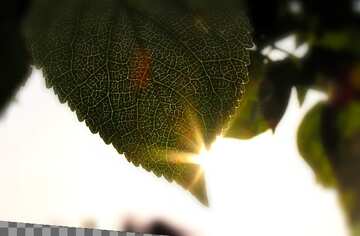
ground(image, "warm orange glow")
xmin=130 ymin=47 xmax=152 ymax=89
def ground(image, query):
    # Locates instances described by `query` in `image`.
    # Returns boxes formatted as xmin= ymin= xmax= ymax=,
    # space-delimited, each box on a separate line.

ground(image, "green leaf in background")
xmin=316 ymin=30 xmax=360 ymax=55
xmin=298 ymin=101 xmax=360 ymax=235
xmin=259 ymin=59 xmax=307 ymax=131
xmin=224 ymin=75 xmax=268 ymax=139
xmin=297 ymin=102 xmax=336 ymax=188
xmin=337 ymin=102 xmax=360 ymax=141
xmin=332 ymin=101 xmax=360 ymax=233
xmin=226 ymin=58 xmax=300 ymax=140
xmin=24 ymin=0 xmax=252 ymax=204
xmin=224 ymin=56 xmax=310 ymax=140
xmin=258 ymin=74 xmax=291 ymax=132
xmin=224 ymin=53 xmax=268 ymax=139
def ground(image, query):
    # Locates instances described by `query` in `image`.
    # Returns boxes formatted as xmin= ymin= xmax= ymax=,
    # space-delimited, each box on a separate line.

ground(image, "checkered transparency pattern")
xmin=0 ymin=221 xmax=166 ymax=236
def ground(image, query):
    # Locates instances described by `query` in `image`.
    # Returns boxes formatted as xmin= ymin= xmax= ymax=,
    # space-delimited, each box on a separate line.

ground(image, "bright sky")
xmin=0 ymin=67 xmax=350 ymax=236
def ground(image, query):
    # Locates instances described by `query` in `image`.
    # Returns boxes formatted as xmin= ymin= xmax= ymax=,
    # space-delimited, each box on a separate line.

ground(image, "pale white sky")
xmin=0 ymin=67 xmax=350 ymax=236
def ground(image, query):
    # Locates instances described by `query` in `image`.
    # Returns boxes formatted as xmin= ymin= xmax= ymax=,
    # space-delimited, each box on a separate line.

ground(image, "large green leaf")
xmin=24 ymin=0 xmax=252 ymax=204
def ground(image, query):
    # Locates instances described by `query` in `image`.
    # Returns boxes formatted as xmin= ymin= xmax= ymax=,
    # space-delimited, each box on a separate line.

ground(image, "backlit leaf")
xmin=24 ymin=0 xmax=252 ymax=204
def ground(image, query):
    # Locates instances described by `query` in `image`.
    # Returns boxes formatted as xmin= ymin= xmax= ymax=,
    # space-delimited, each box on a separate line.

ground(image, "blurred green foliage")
xmin=225 ymin=0 xmax=360 ymax=233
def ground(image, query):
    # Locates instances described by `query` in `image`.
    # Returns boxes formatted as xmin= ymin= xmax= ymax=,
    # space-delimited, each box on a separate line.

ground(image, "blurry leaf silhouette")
xmin=297 ymin=102 xmax=336 ymax=187
xmin=297 ymin=101 xmax=360 ymax=234
xmin=23 ymin=0 xmax=252 ymax=204
xmin=0 ymin=0 xmax=31 ymax=116
xmin=329 ymin=102 xmax=360 ymax=231
xmin=145 ymin=220 xmax=186 ymax=236
xmin=124 ymin=218 xmax=187 ymax=236
xmin=258 ymin=59 xmax=295 ymax=131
